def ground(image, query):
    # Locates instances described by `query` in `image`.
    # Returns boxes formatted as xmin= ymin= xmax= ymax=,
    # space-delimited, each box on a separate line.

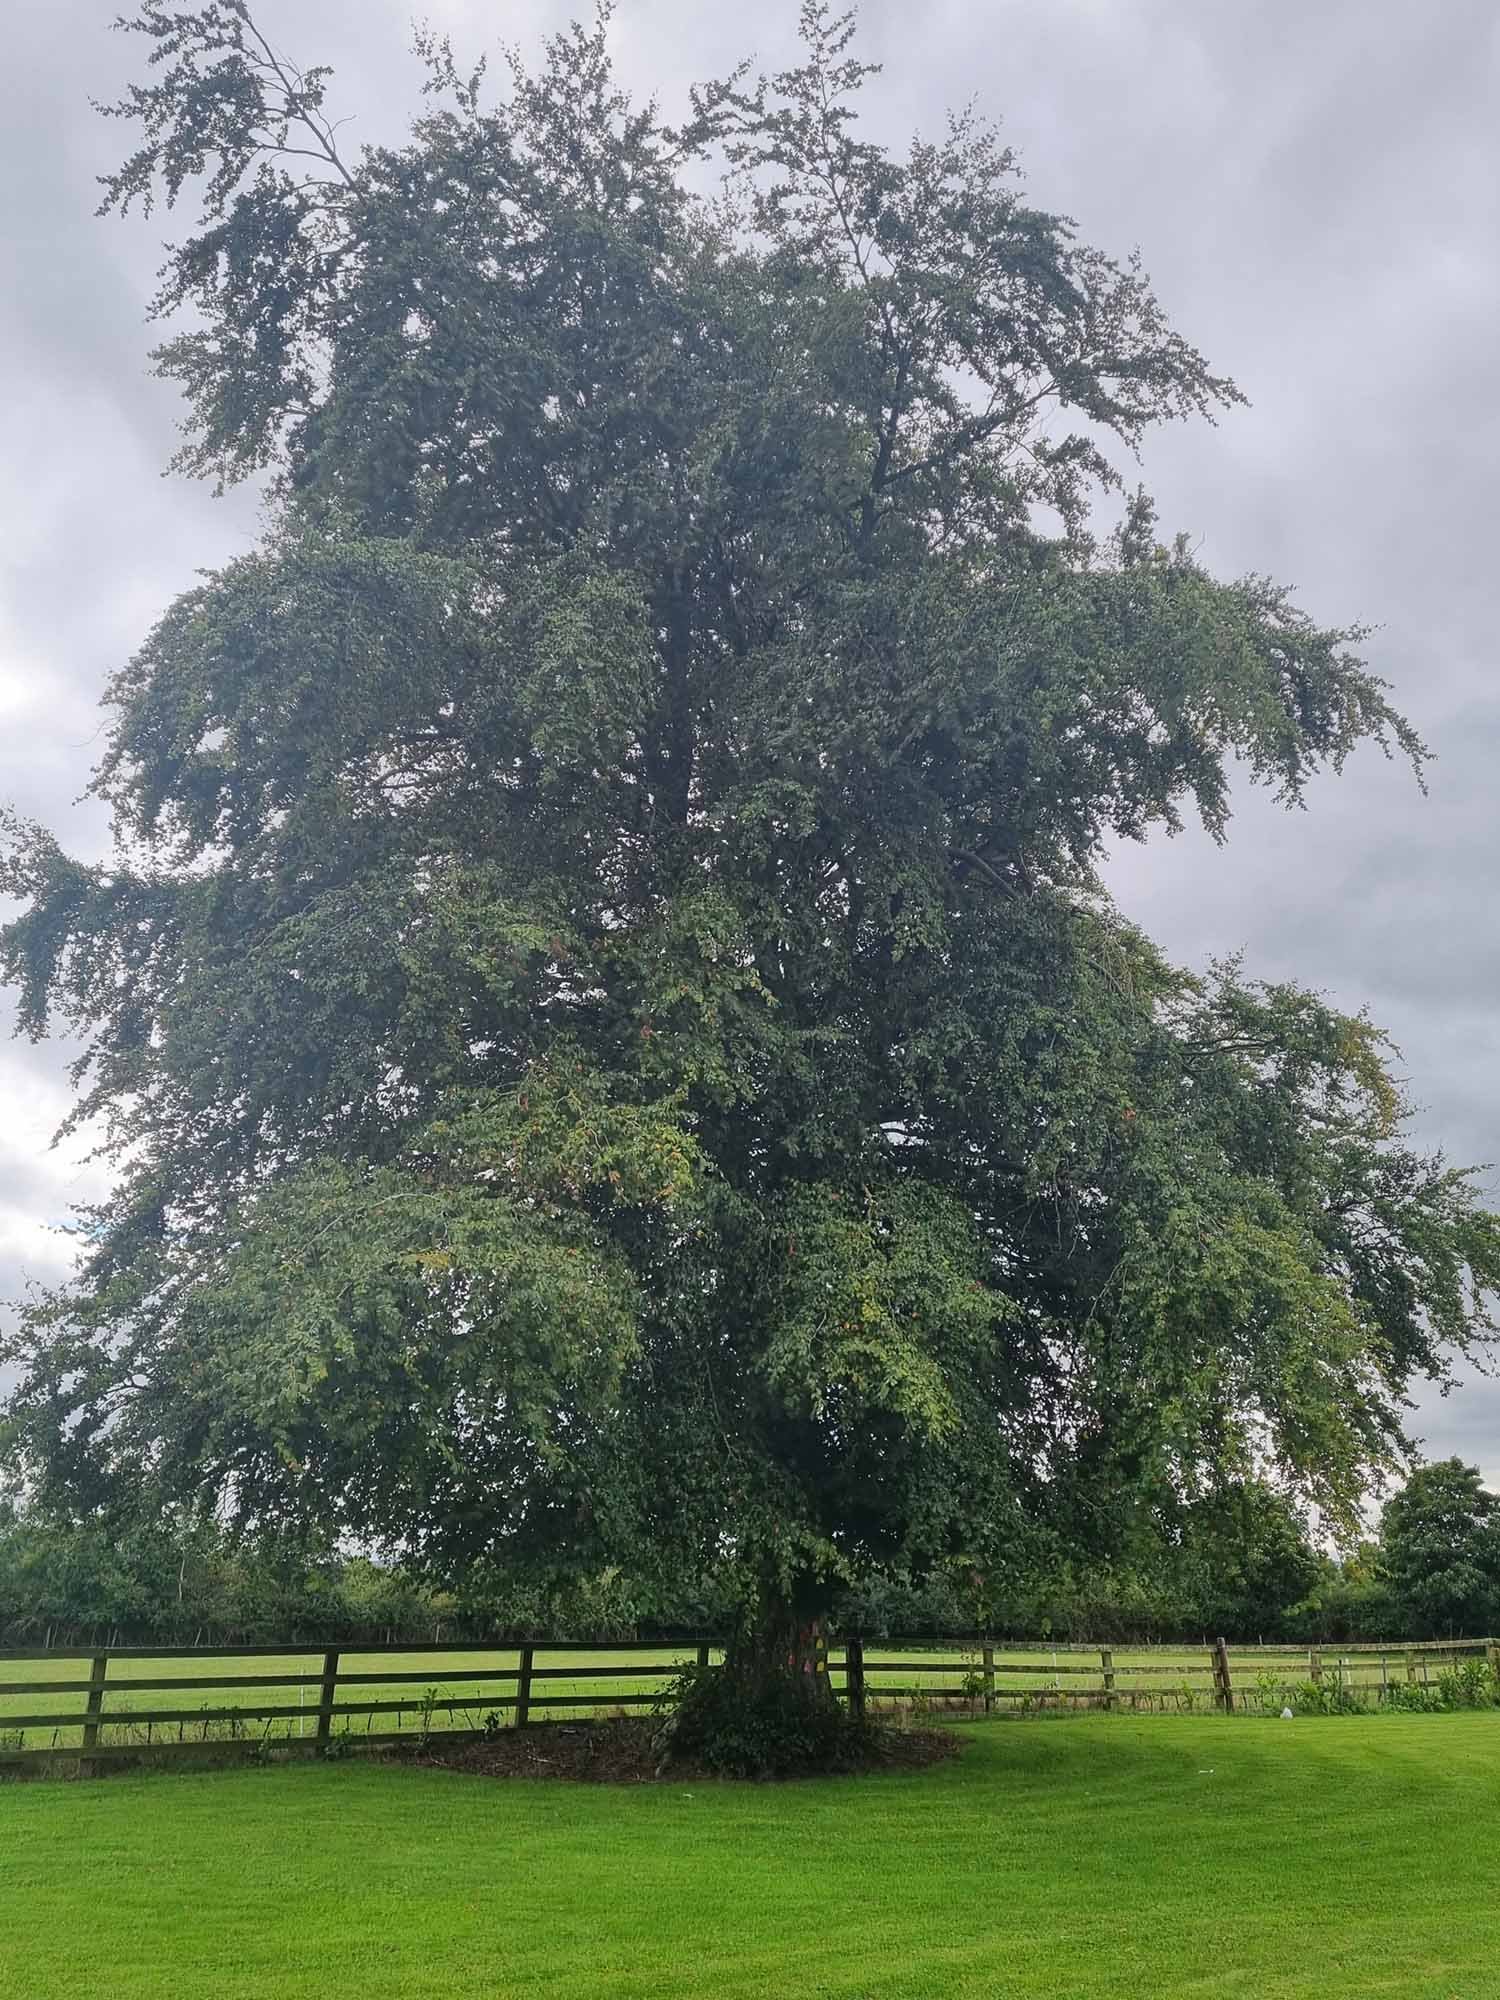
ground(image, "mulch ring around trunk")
xmin=408 ymin=1717 xmax=963 ymax=1784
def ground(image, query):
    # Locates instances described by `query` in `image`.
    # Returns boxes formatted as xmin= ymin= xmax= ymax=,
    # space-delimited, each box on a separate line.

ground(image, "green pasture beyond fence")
xmin=1 ymin=1636 xmax=1496 ymax=1771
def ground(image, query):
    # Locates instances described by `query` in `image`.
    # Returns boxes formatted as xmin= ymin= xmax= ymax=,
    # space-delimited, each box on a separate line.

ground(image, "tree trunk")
xmin=722 ymin=1596 xmax=835 ymax=1710
xmin=663 ymin=1575 xmax=845 ymax=1773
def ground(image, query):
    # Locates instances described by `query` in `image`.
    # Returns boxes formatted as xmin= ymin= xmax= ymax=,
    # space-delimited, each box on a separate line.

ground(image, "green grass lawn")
xmin=4 ymin=1712 xmax=1500 ymax=1998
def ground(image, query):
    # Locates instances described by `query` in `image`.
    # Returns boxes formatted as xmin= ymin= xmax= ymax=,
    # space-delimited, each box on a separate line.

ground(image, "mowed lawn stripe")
xmin=4 ymin=1714 xmax=1500 ymax=1997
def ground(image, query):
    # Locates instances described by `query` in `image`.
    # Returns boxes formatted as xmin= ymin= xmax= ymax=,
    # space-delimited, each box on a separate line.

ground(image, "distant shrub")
xmin=1385 ymin=1681 xmax=1447 ymax=1714
xmin=1253 ymin=1670 xmax=1299 ymax=1714
xmin=1436 ymin=1660 xmax=1500 ymax=1708
xmin=1292 ymin=1677 xmax=1366 ymax=1716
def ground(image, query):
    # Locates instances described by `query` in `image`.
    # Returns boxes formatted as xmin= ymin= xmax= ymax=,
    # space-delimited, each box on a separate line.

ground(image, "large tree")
xmin=1380 ymin=1460 xmax=1500 ymax=1637
xmin=4 ymin=2 xmax=1498 ymax=1738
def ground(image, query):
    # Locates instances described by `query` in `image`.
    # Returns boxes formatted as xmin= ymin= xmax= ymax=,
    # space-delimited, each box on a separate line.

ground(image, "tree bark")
xmin=721 ymin=1583 xmax=837 ymax=1711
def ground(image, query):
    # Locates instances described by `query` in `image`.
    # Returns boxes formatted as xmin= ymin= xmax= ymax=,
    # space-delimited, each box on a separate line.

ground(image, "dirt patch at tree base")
xmin=410 ymin=1717 xmax=962 ymax=1784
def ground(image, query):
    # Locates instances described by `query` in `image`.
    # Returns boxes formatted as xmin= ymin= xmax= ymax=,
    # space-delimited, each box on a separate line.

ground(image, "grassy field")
xmin=0 ymin=1639 xmax=1472 ymax=1753
xmin=0 ymin=1648 xmax=718 ymax=1750
xmin=4 ymin=1712 xmax=1500 ymax=1997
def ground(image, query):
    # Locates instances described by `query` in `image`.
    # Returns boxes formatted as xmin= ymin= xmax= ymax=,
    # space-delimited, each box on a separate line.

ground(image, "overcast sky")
xmin=3 ymin=0 xmax=1498 ymax=1489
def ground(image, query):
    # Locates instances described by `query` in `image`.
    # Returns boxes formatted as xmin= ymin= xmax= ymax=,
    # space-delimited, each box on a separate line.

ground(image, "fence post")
xmin=1405 ymin=1648 xmax=1416 ymax=1684
xmin=315 ymin=1648 xmax=340 ymax=1749
xmin=1100 ymin=1646 xmax=1116 ymax=1712
xmin=1488 ymin=1640 xmax=1500 ymax=1680
xmin=81 ymin=1653 xmax=109 ymax=1757
xmin=845 ymin=1636 xmax=866 ymax=1719
xmin=515 ymin=1644 xmax=534 ymax=1729
xmin=1214 ymin=1637 xmax=1234 ymax=1714
xmin=696 ymin=1640 xmax=710 ymax=1671
xmin=982 ymin=1643 xmax=996 ymax=1715
xmin=1309 ymin=1648 xmax=1322 ymax=1685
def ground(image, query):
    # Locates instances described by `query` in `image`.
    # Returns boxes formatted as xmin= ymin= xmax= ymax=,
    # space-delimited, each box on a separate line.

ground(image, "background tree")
xmin=0 ymin=1499 xmax=456 ymax=1649
xmin=1275 ymin=1537 xmax=1392 ymax=1644
xmin=1166 ymin=1484 xmax=1322 ymax=1641
xmin=1380 ymin=1460 xmax=1500 ymax=1637
xmin=982 ymin=1481 xmax=1323 ymax=1643
xmin=4 ymin=2 xmax=1499 ymax=1761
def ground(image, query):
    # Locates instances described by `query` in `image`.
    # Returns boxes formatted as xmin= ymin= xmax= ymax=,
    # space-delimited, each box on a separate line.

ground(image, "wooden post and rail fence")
xmin=0 ymin=1635 xmax=1496 ymax=1771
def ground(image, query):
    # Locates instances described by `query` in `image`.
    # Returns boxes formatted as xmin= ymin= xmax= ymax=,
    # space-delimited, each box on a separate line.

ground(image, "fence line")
xmin=1 ymin=1635 xmax=1496 ymax=1770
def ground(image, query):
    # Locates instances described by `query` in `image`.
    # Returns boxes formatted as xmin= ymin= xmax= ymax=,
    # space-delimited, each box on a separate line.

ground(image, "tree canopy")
xmin=4 ymin=3 xmax=1498 ymax=1677
xmin=1380 ymin=1460 xmax=1500 ymax=1637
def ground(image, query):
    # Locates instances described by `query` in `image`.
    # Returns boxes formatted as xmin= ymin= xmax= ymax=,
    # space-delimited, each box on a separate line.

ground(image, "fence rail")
xmin=1 ymin=1635 xmax=1495 ymax=1770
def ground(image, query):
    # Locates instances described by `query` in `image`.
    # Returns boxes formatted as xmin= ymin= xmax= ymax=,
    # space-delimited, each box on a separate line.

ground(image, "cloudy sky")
xmin=2 ymin=0 xmax=1498 ymax=1486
